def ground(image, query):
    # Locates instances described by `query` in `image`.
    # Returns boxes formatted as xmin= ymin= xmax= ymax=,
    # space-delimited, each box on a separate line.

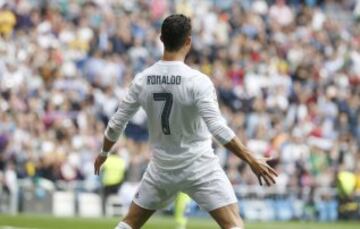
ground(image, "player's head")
xmin=160 ymin=14 xmax=192 ymax=54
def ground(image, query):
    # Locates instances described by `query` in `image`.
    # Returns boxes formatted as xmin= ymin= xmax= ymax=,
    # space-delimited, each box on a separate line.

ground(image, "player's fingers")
xmin=266 ymin=165 xmax=278 ymax=177
xmin=261 ymin=169 xmax=276 ymax=185
xmin=264 ymin=168 xmax=276 ymax=182
xmin=260 ymin=163 xmax=276 ymax=178
xmin=266 ymin=165 xmax=279 ymax=177
xmin=94 ymin=163 xmax=99 ymax=175
xmin=262 ymin=174 xmax=273 ymax=186
xmin=265 ymin=173 xmax=276 ymax=185
xmin=260 ymin=174 xmax=270 ymax=186
xmin=257 ymin=175 xmax=262 ymax=186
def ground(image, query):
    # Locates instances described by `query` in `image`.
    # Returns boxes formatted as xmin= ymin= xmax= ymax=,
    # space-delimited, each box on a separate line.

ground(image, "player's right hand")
xmin=249 ymin=157 xmax=278 ymax=186
xmin=94 ymin=155 xmax=107 ymax=175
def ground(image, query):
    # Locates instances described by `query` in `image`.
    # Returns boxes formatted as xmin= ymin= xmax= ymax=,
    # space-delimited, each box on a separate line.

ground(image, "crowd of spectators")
xmin=0 ymin=0 xmax=359 ymax=202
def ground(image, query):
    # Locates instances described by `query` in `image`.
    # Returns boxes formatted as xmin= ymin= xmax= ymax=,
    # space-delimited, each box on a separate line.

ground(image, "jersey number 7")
xmin=153 ymin=93 xmax=173 ymax=135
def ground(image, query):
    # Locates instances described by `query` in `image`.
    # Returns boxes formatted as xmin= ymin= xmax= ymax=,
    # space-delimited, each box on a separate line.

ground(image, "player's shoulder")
xmin=187 ymin=67 xmax=213 ymax=88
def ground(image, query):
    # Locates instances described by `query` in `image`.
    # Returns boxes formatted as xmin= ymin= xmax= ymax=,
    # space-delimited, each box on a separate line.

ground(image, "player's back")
xmin=135 ymin=60 xmax=214 ymax=170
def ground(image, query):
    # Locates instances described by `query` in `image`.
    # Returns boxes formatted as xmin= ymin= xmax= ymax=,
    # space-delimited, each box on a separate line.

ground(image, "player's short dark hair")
xmin=161 ymin=14 xmax=192 ymax=52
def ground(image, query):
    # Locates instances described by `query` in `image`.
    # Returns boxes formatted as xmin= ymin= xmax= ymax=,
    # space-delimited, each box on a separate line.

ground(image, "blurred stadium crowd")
xmin=0 ymin=0 xmax=360 ymax=219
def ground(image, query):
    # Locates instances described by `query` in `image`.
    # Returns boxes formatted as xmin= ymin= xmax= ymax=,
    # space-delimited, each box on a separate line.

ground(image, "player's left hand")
xmin=249 ymin=157 xmax=278 ymax=186
xmin=94 ymin=155 xmax=107 ymax=175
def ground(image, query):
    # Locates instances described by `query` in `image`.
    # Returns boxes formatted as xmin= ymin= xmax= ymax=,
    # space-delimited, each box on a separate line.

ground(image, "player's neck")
xmin=162 ymin=51 xmax=185 ymax=62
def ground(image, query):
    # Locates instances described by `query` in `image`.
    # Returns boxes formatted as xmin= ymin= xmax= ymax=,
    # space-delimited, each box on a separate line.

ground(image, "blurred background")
xmin=0 ymin=0 xmax=359 ymax=222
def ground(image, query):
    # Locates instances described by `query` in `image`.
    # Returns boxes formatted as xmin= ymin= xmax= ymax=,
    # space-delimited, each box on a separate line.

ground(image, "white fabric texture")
xmin=105 ymin=60 xmax=235 ymax=170
xmin=132 ymin=153 xmax=237 ymax=211
xmin=115 ymin=222 xmax=132 ymax=229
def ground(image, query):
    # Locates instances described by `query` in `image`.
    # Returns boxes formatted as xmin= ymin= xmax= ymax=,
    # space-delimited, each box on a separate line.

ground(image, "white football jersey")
xmin=105 ymin=60 xmax=235 ymax=170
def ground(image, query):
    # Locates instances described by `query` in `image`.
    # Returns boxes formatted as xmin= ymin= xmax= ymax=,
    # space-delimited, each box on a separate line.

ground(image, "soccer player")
xmin=94 ymin=14 xmax=278 ymax=229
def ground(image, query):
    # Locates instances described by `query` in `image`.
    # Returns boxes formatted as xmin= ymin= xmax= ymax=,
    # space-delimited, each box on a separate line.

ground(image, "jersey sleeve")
xmin=104 ymin=75 xmax=142 ymax=142
xmin=194 ymin=75 xmax=235 ymax=145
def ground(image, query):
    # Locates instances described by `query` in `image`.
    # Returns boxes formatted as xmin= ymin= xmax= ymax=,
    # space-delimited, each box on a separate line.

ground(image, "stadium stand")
xmin=0 ymin=0 xmax=359 ymax=221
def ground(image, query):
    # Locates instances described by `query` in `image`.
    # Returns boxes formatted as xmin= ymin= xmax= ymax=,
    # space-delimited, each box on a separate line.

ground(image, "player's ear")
xmin=185 ymin=36 xmax=191 ymax=46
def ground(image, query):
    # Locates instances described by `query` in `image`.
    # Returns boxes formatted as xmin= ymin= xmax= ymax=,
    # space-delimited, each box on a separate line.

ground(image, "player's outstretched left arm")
xmin=94 ymin=76 xmax=141 ymax=175
xmin=194 ymin=76 xmax=277 ymax=186
xmin=223 ymin=137 xmax=278 ymax=186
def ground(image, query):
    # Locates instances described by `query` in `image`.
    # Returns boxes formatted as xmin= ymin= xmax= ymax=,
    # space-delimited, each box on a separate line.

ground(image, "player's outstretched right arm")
xmin=94 ymin=75 xmax=142 ymax=175
xmin=194 ymin=75 xmax=277 ymax=186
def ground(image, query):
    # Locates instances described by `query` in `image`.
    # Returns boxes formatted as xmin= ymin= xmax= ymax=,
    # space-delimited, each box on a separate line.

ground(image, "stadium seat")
xmin=105 ymin=194 xmax=125 ymax=217
xmin=78 ymin=192 xmax=102 ymax=217
xmin=52 ymin=191 xmax=75 ymax=217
